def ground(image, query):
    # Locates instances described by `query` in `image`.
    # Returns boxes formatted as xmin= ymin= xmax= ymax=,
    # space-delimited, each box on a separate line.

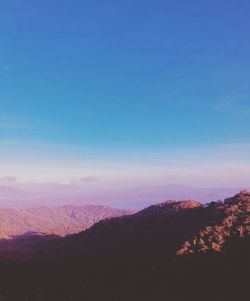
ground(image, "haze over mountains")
xmin=0 ymin=181 xmax=249 ymax=209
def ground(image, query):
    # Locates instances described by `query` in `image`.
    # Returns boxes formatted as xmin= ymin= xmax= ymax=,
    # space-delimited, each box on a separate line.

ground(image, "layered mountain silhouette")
xmin=54 ymin=191 xmax=248 ymax=259
xmin=0 ymin=192 xmax=249 ymax=301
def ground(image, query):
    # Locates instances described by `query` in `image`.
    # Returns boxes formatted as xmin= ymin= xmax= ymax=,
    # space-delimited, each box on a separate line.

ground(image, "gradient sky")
xmin=0 ymin=0 xmax=250 ymax=199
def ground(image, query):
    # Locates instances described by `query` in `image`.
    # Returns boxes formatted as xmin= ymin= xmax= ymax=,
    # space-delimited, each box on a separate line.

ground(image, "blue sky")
xmin=0 ymin=0 xmax=250 ymax=194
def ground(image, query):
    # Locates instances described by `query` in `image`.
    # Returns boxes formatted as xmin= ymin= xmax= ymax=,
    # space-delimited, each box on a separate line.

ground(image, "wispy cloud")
xmin=212 ymin=100 xmax=250 ymax=117
xmin=0 ymin=176 xmax=18 ymax=185
xmin=0 ymin=62 xmax=10 ymax=71
xmin=0 ymin=115 xmax=34 ymax=130
xmin=65 ymin=176 xmax=98 ymax=186
xmin=1 ymin=65 xmax=9 ymax=71
xmin=0 ymin=140 xmax=250 ymax=192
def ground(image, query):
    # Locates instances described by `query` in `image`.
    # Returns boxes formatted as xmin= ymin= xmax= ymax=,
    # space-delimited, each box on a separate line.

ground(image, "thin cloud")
xmin=0 ymin=176 xmax=18 ymax=185
xmin=1 ymin=64 xmax=9 ymax=71
xmin=212 ymin=101 xmax=250 ymax=117
xmin=67 ymin=177 xmax=98 ymax=185
xmin=0 ymin=115 xmax=36 ymax=130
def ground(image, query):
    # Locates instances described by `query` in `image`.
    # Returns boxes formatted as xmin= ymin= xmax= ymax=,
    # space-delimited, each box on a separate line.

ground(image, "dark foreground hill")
xmin=0 ymin=192 xmax=249 ymax=301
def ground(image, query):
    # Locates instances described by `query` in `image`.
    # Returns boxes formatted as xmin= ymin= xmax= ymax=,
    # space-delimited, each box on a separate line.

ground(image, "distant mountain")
xmin=114 ymin=185 xmax=250 ymax=209
xmin=0 ymin=185 xmax=28 ymax=199
xmin=0 ymin=205 xmax=132 ymax=239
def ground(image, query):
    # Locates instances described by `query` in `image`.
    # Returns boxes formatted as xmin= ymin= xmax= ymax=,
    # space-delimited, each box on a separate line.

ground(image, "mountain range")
xmin=0 ymin=191 xmax=249 ymax=301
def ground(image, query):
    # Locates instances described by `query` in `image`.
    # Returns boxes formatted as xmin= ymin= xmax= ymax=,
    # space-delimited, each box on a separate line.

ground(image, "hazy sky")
xmin=0 ymin=1 xmax=250 ymax=196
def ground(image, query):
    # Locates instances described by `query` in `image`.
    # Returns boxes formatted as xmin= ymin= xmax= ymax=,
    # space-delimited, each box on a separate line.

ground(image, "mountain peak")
xmin=139 ymin=199 xmax=202 ymax=215
xmin=224 ymin=190 xmax=250 ymax=205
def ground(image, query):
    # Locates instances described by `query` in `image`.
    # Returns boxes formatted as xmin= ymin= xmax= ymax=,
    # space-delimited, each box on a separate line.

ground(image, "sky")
xmin=0 ymin=1 xmax=250 ymax=206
